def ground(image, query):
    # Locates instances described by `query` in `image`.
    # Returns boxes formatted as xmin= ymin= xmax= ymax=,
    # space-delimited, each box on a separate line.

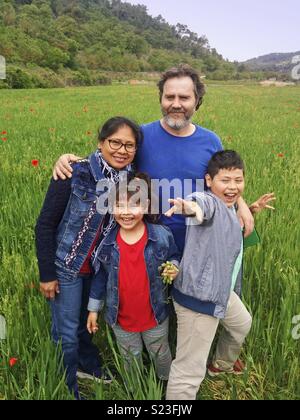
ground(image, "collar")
xmin=102 ymin=221 xmax=159 ymax=247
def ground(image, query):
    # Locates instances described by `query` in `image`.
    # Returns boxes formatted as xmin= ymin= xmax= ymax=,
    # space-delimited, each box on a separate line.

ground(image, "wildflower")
xmin=1 ymin=138 xmax=7 ymax=142
xmin=31 ymin=159 xmax=39 ymax=167
xmin=1 ymin=131 xmax=7 ymax=135
xmin=9 ymin=358 xmax=18 ymax=368
xmin=277 ymin=153 xmax=284 ymax=158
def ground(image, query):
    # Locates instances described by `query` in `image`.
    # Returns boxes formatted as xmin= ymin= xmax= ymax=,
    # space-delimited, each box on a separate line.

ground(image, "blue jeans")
xmin=49 ymin=268 xmax=102 ymax=398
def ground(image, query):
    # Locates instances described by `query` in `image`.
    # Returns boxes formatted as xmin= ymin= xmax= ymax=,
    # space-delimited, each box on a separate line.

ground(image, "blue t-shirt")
xmin=136 ymin=121 xmax=223 ymax=254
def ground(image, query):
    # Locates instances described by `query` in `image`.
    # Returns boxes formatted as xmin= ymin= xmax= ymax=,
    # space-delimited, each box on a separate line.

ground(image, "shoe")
xmin=207 ymin=359 xmax=245 ymax=377
xmin=76 ymin=369 xmax=114 ymax=384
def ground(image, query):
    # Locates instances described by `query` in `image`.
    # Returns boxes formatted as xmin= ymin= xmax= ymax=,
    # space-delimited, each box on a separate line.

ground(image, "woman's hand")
xmin=249 ymin=193 xmax=276 ymax=214
xmin=87 ymin=312 xmax=99 ymax=334
xmin=40 ymin=281 xmax=60 ymax=300
xmin=52 ymin=154 xmax=82 ymax=181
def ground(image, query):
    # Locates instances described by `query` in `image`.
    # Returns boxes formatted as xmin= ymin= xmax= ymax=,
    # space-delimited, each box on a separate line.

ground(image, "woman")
xmin=35 ymin=117 xmax=143 ymax=399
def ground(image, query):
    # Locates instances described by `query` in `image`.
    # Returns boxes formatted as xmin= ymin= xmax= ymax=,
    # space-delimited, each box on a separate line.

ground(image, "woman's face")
xmin=99 ymin=125 xmax=137 ymax=170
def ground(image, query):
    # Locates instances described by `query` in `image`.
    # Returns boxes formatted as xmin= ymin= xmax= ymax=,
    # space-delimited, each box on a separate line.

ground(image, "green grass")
xmin=0 ymin=83 xmax=299 ymax=400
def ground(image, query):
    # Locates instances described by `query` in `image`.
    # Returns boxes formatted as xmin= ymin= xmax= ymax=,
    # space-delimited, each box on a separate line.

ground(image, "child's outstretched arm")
xmin=249 ymin=193 xmax=276 ymax=215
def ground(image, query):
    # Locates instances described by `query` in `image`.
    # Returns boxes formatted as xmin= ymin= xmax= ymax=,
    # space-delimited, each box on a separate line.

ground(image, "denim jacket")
xmin=55 ymin=152 xmax=108 ymax=274
xmin=88 ymin=222 xmax=181 ymax=326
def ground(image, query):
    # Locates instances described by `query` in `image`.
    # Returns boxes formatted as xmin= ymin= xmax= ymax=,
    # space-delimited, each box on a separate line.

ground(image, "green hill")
xmin=243 ymin=51 xmax=300 ymax=75
xmin=0 ymin=0 xmax=268 ymax=88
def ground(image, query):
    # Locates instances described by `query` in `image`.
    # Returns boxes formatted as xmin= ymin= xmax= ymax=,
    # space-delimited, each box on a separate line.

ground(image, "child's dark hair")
xmin=98 ymin=116 xmax=143 ymax=149
xmin=207 ymin=150 xmax=245 ymax=179
xmin=113 ymin=172 xmax=160 ymax=224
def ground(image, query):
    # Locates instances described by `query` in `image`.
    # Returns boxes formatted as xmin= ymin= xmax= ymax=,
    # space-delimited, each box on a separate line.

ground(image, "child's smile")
xmin=206 ymin=168 xmax=245 ymax=207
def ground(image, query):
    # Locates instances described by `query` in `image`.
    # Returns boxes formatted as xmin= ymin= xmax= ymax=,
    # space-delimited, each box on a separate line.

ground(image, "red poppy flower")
xmin=1 ymin=131 xmax=7 ymax=135
xmin=1 ymin=138 xmax=7 ymax=142
xmin=31 ymin=159 xmax=39 ymax=167
xmin=277 ymin=153 xmax=284 ymax=158
xmin=9 ymin=358 xmax=18 ymax=368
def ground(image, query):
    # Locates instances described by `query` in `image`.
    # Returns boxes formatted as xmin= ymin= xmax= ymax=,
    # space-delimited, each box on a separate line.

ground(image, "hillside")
xmin=243 ymin=51 xmax=300 ymax=75
xmin=0 ymin=0 xmax=272 ymax=88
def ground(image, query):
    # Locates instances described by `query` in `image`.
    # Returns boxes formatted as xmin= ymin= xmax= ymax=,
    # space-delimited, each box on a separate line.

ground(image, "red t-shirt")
xmin=116 ymin=226 xmax=157 ymax=332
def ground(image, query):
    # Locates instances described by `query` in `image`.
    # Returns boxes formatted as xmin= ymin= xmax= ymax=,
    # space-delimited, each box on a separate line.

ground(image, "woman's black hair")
xmin=114 ymin=172 xmax=160 ymax=224
xmin=98 ymin=116 xmax=143 ymax=150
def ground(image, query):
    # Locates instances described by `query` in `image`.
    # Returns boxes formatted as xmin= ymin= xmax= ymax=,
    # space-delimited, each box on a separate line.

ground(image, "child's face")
xmin=99 ymin=125 xmax=137 ymax=170
xmin=205 ymin=168 xmax=245 ymax=207
xmin=114 ymin=199 xmax=147 ymax=231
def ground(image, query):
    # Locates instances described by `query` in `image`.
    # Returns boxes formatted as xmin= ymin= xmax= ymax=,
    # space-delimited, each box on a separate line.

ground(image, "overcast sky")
xmin=127 ymin=0 xmax=300 ymax=61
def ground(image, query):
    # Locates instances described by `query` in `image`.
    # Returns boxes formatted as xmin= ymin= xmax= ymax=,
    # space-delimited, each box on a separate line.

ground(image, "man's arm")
xmin=237 ymin=196 xmax=255 ymax=238
xmin=53 ymin=154 xmax=82 ymax=181
xmin=249 ymin=193 xmax=276 ymax=215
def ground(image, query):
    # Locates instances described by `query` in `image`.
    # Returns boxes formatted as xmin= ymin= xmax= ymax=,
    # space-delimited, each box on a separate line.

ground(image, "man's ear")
xmin=205 ymin=174 xmax=212 ymax=188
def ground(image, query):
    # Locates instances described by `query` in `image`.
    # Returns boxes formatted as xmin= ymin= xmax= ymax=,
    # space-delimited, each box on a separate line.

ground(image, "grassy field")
xmin=0 ymin=83 xmax=299 ymax=400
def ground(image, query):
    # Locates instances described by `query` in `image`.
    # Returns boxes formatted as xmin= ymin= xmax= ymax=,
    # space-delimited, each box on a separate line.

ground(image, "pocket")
xmin=98 ymin=253 xmax=111 ymax=264
xmin=70 ymin=186 xmax=97 ymax=216
xmin=154 ymin=250 xmax=168 ymax=264
xmin=195 ymin=257 xmax=215 ymax=301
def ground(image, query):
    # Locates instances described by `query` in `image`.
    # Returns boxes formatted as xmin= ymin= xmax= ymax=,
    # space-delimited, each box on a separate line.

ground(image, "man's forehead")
xmin=163 ymin=76 xmax=195 ymax=94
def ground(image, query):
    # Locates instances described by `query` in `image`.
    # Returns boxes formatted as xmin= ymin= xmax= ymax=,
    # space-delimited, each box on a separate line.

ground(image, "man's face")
xmin=161 ymin=76 xmax=198 ymax=131
xmin=205 ymin=168 xmax=245 ymax=207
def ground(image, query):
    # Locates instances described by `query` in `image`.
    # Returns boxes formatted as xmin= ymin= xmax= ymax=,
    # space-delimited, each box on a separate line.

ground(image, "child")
xmin=164 ymin=150 xmax=275 ymax=400
xmin=87 ymin=173 xmax=181 ymax=380
xmin=35 ymin=117 xmax=143 ymax=399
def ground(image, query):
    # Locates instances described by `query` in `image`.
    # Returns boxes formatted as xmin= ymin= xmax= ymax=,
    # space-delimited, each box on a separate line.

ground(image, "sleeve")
xmin=166 ymin=228 xmax=181 ymax=268
xmin=88 ymin=264 xmax=107 ymax=312
xmin=35 ymin=178 xmax=71 ymax=282
xmin=186 ymin=192 xmax=216 ymax=224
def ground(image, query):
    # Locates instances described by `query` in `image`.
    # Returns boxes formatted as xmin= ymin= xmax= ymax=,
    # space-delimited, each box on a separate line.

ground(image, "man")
xmin=53 ymin=64 xmax=254 ymax=254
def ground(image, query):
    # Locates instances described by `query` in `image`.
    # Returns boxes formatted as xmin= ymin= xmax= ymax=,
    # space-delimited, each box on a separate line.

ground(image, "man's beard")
xmin=162 ymin=110 xmax=192 ymax=131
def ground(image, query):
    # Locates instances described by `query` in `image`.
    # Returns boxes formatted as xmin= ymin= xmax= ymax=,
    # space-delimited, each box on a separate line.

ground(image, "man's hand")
xmin=237 ymin=197 xmax=254 ymax=238
xmin=249 ymin=193 xmax=276 ymax=215
xmin=40 ymin=280 xmax=60 ymax=300
xmin=53 ymin=154 xmax=82 ymax=181
xmin=87 ymin=312 xmax=99 ymax=335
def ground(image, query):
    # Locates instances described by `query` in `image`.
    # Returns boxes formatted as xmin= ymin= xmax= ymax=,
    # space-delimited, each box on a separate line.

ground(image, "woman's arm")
xmin=35 ymin=178 xmax=71 ymax=296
